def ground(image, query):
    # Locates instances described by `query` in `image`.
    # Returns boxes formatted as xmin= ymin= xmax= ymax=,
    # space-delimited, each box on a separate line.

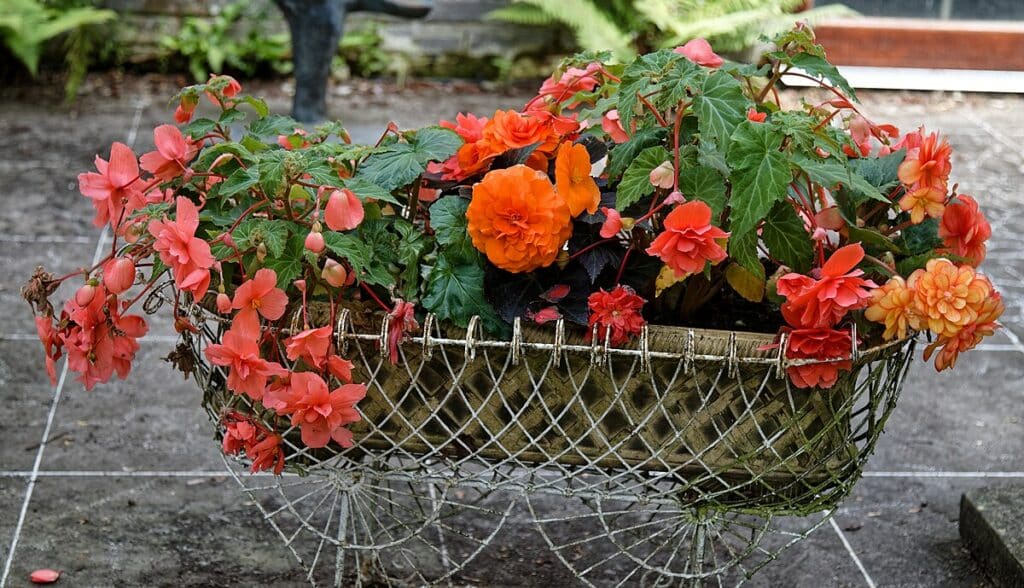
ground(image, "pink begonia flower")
xmin=148 ymin=196 xmax=214 ymax=299
xmin=776 ymin=244 xmax=877 ymax=329
xmin=673 ymin=38 xmax=724 ymax=68
xmin=204 ymin=313 xmax=286 ymax=400
xmin=232 ymin=268 xmax=289 ymax=323
xmin=140 ymin=125 xmax=195 ymax=181
xmin=601 ymin=109 xmax=629 ymax=143
xmin=600 ymin=207 xmax=623 ymax=238
xmin=387 ymin=300 xmax=418 ymax=363
xmin=265 ymin=371 xmax=366 ymax=449
xmin=440 ymin=112 xmax=489 ymax=143
xmin=102 ymin=257 xmax=135 ymax=294
xmin=78 ymin=142 xmax=145 ymax=229
xmin=747 ymin=108 xmax=767 ymax=123
xmin=324 ymin=188 xmax=365 ymax=231
xmin=649 ymin=161 xmax=675 ymax=189
xmin=285 ymin=325 xmax=332 ymax=368
xmin=327 ymin=355 xmax=354 ymax=383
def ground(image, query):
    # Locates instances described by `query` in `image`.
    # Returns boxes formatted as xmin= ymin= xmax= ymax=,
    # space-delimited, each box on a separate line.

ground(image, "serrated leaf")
xmin=323 ymin=231 xmax=393 ymax=287
xmin=607 ymin=126 xmax=668 ymax=180
xmin=693 ymin=70 xmax=749 ymax=152
xmin=677 ymin=166 xmax=727 ymax=220
xmin=248 ymin=114 xmax=299 ymax=137
xmin=616 ymin=146 xmax=670 ymax=210
xmin=257 ymin=150 xmax=288 ymax=197
xmin=794 ymin=154 xmax=884 ymax=203
xmin=356 ymin=127 xmax=463 ymax=193
xmin=849 ymin=149 xmax=906 ymax=192
xmin=234 ymin=218 xmax=289 ymax=258
xmin=262 ymin=234 xmax=305 ymax=288
xmin=430 ymin=196 xmax=477 ymax=262
xmin=394 ymin=219 xmax=431 ymax=300
xmin=219 ymin=166 xmax=259 ymax=198
xmin=342 ymin=176 xmax=400 ymax=205
xmin=727 ymin=228 xmax=764 ymax=280
xmin=616 ymin=51 xmax=675 ymax=130
xmin=219 ymin=108 xmax=246 ymax=125
xmin=727 ymin=121 xmax=791 ymax=238
xmin=761 ymin=201 xmax=814 ymax=273
xmin=786 ymin=52 xmax=858 ymax=103
xmin=423 ymin=254 xmax=504 ymax=335
xmin=897 ymin=217 xmax=942 ymax=255
xmin=184 ymin=117 xmax=217 ymax=137
xmin=725 ymin=262 xmax=765 ymax=303
xmin=697 ymin=141 xmax=730 ymax=177
xmin=847 ymin=226 xmax=905 ymax=254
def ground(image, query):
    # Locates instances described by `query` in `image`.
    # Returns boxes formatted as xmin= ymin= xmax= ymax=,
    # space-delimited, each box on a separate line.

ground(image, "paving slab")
xmin=4 ymin=475 xmax=306 ymax=587
xmin=960 ymin=485 xmax=1024 ymax=588
xmin=0 ymin=479 xmax=29 ymax=567
xmin=834 ymin=476 xmax=994 ymax=587
xmin=38 ymin=342 xmax=223 ymax=473
xmin=869 ymin=349 xmax=1024 ymax=473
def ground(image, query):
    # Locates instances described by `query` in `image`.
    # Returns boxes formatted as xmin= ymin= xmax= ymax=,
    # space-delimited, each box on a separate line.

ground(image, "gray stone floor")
xmin=1 ymin=79 xmax=1022 ymax=587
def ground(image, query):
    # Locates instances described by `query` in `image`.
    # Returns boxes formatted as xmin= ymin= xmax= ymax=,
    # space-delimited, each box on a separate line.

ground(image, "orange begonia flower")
xmin=923 ymin=292 xmax=1003 ymax=371
xmin=908 ymin=258 xmax=992 ymax=338
xmin=865 ymin=276 xmax=917 ymax=341
xmin=939 ymin=195 xmax=991 ymax=266
xmin=486 ymin=109 xmax=554 ymax=151
xmin=897 ymin=128 xmax=952 ymax=223
xmin=466 ymin=165 xmax=572 ymax=273
xmin=555 ymin=141 xmax=600 ymax=216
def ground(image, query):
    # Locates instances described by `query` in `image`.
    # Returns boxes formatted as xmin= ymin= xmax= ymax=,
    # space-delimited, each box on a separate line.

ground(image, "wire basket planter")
xmin=167 ymin=290 xmax=916 ymax=587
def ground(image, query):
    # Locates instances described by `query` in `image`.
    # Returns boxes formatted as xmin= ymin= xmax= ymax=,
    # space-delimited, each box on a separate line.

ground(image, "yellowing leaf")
xmin=655 ymin=264 xmax=688 ymax=297
xmin=725 ymin=262 xmax=765 ymax=303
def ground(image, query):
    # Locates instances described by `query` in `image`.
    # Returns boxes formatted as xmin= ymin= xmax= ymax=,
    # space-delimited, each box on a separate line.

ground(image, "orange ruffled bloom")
xmin=645 ymin=200 xmax=729 ymax=278
xmin=923 ymin=292 xmax=1003 ymax=371
xmin=938 ymin=195 xmax=990 ymax=266
xmin=908 ymin=258 xmax=992 ymax=338
xmin=864 ymin=276 xmax=917 ymax=341
xmin=466 ymin=165 xmax=572 ymax=273
xmin=785 ymin=328 xmax=853 ymax=389
xmin=555 ymin=141 xmax=600 ymax=216
xmin=485 ymin=109 xmax=555 ymax=151
xmin=897 ymin=128 xmax=952 ymax=223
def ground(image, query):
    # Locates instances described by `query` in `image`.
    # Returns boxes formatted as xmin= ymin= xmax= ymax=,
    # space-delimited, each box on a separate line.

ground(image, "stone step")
xmin=960 ymin=485 xmax=1024 ymax=587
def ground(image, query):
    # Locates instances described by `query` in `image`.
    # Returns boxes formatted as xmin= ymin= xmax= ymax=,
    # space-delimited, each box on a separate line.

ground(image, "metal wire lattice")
xmin=164 ymin=291 xmax=914 ymax=587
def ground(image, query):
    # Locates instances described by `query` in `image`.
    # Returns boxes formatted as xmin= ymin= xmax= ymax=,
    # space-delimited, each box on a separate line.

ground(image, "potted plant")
xmin=23 ymin=25 xmax=1001 ymax=585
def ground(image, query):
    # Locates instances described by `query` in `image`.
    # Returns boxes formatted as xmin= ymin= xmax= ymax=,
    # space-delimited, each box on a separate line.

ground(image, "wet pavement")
xmin=1 ymin=78 xmax=1021 ymax=587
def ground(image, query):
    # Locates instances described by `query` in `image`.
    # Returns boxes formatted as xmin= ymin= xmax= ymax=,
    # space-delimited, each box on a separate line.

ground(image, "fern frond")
xmin=485 ymin=4 xmax=557 ymax=27
xmin=513 ymin=0 xmax=636 ymax=62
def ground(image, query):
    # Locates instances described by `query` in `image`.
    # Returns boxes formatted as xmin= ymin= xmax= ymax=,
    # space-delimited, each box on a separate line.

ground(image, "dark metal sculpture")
xmin=273 ymin=0 xmax=432 ymax=122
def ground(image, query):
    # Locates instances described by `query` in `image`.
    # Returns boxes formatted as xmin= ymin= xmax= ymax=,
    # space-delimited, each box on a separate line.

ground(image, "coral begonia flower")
xmin=324 ymin=188 xmax=364 ymax=232
xmin=785 ymin=328 xmax=853 ymax=389
xmin=327 ymin=355 xmax=354 ymax=383
xmin=602 ymin=109 xmax=629 ymax=143
xmin=440 ymin=112 xmax=488 ymax=143
xmin=204 ymin=314 xmax=286 ymax=399
xmin=78 ymin=142 xmax=145 ymax=229
xmin=908 ymin=258 xmax=992 ymax=338
xmin=387 ymin=300 xmax=419 ymax=363
xmin=467 ymin=165 xmax=572 ymax=273
xmin=776 ymin=243 xmax=877 ymax=329
xmin=285 ymin=325 xmax=332 ymax=368
xmin=645 ymin=200 xmax=729 ymax=278
xmin=673 ymin=38 xmax=724 ymax=68
xmin=746 ymin=108 xmax=767 ymax=123
xmin=232 ymin=268 xmax=288 ymax=323
xmin=221 ymin=412 xmax=285 ymax=474
xmin=587 ymin=286 xmax=646 ymax=346
xmin=555 ymin=141 xmax=600 ymax=216
xmin=148 ymin=196 xmax=214 ymax=299
xmin=923 ymin=292 xmax=1003 ymax=371
xmin=538 ymin=62 xmax=601 ymax=104
xmin=599 ymin=207 xmax=623 ymax=238
xmin=276 ymin=372 xmax=366 ymax=449
xmin=35 ymin=316 xmax=62 ymax=385
xmin=525 ymin=107 xmax=581 ymax=138
xmin=938 ymin=195 xmax=990 ymax=266
xmin=140 ymin=125 xmax=195 ymax=181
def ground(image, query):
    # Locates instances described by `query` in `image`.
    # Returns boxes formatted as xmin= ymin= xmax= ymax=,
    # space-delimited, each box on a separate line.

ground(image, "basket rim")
xmin=167 ymin=286 xmax=914 ymax=371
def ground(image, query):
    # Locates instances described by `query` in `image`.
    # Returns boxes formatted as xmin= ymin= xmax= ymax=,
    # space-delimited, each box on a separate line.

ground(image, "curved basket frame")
xmin=160 ymin=290 xmax=914 ymax=586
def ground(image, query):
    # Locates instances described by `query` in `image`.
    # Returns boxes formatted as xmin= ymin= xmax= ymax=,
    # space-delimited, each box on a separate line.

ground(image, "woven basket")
xmin=192 ymin=297 xmax=913 ymax=513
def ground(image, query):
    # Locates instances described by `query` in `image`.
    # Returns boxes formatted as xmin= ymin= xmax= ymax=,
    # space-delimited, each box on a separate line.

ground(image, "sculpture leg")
xmin=274 ymin=0 xmax=348 ymax=123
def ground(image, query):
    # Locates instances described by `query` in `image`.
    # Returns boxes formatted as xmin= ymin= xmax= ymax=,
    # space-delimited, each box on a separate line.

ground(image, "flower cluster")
xmin=25 ymin=29 xmax=1006 ymax=477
